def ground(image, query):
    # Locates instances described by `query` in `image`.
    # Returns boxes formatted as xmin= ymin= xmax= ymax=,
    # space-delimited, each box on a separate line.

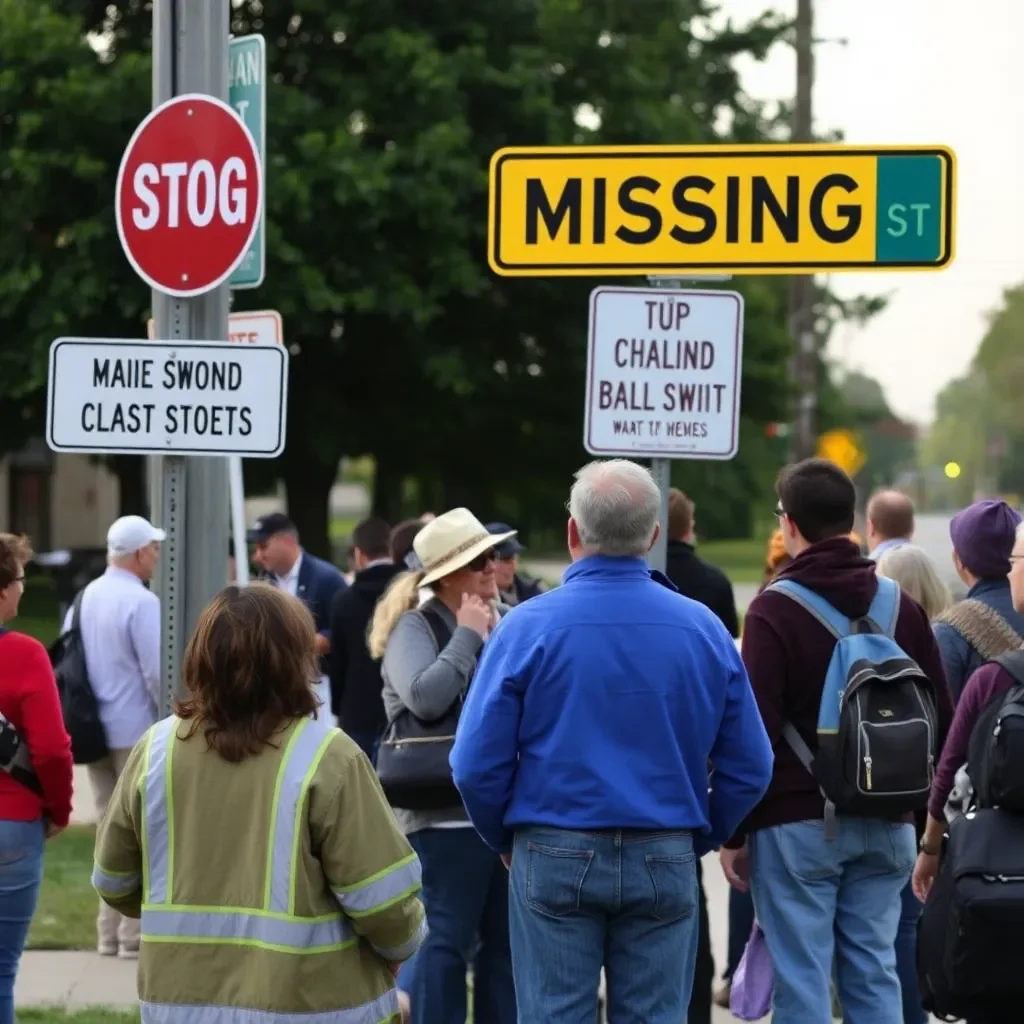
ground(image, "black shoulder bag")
xmin=0 ymin=627 xmax=43 ymax=796
xmin=376 ymin=607 xmax=467 ymax=811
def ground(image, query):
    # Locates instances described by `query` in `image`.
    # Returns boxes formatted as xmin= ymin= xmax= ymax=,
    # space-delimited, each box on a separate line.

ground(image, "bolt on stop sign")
xmin=116 ymin=94 xmax=263 ymax=298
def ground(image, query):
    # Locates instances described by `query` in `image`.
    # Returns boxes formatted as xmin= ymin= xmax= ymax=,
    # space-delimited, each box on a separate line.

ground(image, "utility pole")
xmin=149 ymin=0 xmax=232 ymax=717
xmin=789 ymin=0 xmax=817 ymax=462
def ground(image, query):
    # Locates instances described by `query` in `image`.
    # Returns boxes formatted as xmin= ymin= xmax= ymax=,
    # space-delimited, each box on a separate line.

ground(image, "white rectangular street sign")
xmin=46 ymin=338 xmax=288 ymax=458
xmin=147 ymin=309 xmax=283 ymax=345
xmin=584 ymin=286 xmax=745 ymax=460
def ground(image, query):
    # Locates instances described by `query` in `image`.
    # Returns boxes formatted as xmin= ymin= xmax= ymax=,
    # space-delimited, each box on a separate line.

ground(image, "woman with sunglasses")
xmin=368 ymin=508 xmax=517 ymax=1024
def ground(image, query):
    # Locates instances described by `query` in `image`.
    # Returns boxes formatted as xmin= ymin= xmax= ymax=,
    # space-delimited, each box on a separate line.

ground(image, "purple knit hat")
xmin=949 ymin=499 xmax=1023 ymax=579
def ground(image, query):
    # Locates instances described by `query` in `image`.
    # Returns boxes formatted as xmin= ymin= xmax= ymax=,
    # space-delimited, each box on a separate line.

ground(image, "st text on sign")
xmin=115 ymin=94 xmax=263 ymax=298
xmin=584 ymin=287 xmax=744 ymax=461
xmin=45 ymin=339 xmax=287 ymax=458
xmin=488 ymin=144 xmax=956 ymax=276
xmin=228 ymin=34 xmax=266 ymax=290
xmin=147 ymin=309 xmax=283 ymax=345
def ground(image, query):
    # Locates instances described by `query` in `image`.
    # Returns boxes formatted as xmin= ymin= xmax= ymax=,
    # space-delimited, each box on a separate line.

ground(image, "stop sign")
xmin=115 ymin=93 xmax=263 ymax=298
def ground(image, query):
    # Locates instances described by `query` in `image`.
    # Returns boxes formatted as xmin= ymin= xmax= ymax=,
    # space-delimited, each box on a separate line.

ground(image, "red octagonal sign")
xmin=116 ymin=94 xmax=263 ymax=298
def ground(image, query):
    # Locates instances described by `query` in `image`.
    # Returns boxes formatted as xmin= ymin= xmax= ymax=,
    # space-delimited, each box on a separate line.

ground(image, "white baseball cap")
xmin=107 ymin=515 xmax=167 ymax=558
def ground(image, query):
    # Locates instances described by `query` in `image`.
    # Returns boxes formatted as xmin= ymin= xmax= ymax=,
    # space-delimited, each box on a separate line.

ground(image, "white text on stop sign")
xmin=132 ymin=159 xmax=249 ymax=230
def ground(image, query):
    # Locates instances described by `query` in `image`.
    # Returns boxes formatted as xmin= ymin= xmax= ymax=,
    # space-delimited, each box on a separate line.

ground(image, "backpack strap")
xmin=866 ymin=576 xmax=901 ymax=637
xmin=68 ymin=587 xmax=86 ymax=631
xmin=994 ymin=648 xmax=1024 ymax=687
xmin=418 ymin=606 xmax=452 ymax=654
xmin=934 ymin=599 xmax=1023 ymax=661
xmin=767 ymin=580 xmax=850 ymax=639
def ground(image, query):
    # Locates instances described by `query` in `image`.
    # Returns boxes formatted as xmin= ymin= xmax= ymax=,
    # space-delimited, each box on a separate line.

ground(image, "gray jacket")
xmin=380 ymin=598 xmax=489 ymax=835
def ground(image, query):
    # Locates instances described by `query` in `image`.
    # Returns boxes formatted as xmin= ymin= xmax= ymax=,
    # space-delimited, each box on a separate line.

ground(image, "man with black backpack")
xmin=719 ymin=459 xmax=954 ymax=1024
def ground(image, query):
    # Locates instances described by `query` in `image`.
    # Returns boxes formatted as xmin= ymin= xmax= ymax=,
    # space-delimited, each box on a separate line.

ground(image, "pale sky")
xmin=722 ymin=0 xmax=1023 ymax=424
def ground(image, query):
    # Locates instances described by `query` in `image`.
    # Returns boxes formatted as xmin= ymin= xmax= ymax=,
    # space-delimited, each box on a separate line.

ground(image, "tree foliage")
xmin=921 ymin=282 xmax=1024 ymax=502
xmin=2 ymin=1 xmax=875 ymax=550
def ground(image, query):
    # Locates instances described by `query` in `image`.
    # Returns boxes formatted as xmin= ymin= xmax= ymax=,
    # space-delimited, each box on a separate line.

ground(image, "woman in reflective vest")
xmin=93 ymin=583 xmax=425 ymax=1024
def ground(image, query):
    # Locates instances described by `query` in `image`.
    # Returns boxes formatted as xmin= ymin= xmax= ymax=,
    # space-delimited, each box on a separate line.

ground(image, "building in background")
xmin=0 ymin=441 xmax=119 ymax=550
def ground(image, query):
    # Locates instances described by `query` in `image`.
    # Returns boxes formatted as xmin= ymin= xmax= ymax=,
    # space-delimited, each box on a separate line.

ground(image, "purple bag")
xmin=729 ymin=921 xmax=773 ymax=1021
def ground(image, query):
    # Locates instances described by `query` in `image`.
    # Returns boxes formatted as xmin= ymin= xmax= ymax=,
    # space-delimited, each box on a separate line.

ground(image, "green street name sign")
xmin=229 ymin=34 xmax=266 ymax=289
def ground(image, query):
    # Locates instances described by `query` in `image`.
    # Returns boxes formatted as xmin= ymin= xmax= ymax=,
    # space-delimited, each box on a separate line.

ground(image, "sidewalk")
xmin=16 ymin=950 xmax=137 ymax=1009
xmin=15 ymin=950 xmax=749 ymax=1020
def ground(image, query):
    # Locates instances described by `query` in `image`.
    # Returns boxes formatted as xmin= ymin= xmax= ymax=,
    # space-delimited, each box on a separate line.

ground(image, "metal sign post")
xmin=150 ymin=0 xmax=233 ymax=718
xmin=645 ymin=275 xmax=734 ymax=574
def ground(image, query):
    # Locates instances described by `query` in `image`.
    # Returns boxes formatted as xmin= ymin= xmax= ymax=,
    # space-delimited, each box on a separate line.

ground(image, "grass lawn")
xmin=28 ymin=825 xmax=96 ymax=951
xmin=18 ymin=1011 xmax=139 ymax=1024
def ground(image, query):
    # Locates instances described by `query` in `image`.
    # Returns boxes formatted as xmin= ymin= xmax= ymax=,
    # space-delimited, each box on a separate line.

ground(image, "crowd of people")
xmin=0 ymin=458 xmax=1021 ymax=1023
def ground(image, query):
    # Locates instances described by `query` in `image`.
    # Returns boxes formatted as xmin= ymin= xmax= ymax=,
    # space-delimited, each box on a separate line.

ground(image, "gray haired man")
xmin=451 ymin=459 xmax=773 ymax=1024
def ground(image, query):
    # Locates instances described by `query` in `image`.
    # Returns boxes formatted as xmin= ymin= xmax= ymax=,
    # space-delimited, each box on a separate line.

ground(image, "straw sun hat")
xmin=413 ymin=509 xmax=517 ymax=587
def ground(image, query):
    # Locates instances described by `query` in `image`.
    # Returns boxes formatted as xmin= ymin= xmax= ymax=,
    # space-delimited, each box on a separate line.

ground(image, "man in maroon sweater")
xmin=720 ymin=459 xmax=953 ymax=1024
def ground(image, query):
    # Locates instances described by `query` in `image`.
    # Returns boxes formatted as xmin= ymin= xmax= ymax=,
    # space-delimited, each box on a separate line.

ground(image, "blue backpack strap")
xmin=866 ymin=576 xmax=901 ymax=637
xmin=767 ymin=580 xmax=850 ymax=639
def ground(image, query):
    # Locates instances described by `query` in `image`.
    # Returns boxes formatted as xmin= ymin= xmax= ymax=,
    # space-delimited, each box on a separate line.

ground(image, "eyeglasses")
xmin=467 ymin=549 xmax=497 ymax=572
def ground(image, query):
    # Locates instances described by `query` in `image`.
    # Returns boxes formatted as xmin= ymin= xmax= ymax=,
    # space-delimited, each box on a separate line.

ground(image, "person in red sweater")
xmin=0 ymin=533 xmax=73 ymax=1024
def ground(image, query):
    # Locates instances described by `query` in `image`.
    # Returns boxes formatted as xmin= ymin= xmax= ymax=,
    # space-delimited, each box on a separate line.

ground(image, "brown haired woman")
xmin=93 ymin=583 xmax=424 ymax=1022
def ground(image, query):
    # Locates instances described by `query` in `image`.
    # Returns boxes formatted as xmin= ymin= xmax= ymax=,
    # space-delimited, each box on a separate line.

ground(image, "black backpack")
xmin=967 ymin=649 xmax=1024 ymax=812
xmin=770 ymin=576 xmax=940 ymax=819
xmin=48 ymin=589 xmax=108 ymax=765
xmin=917 ymin=807 xmax=1024 ymax=1020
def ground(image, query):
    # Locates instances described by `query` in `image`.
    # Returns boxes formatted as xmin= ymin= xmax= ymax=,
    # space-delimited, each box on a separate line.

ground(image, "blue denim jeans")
xmin=750 ymin=818 xmax=915 ymax=1024
xmin=407 ymin=827 xmax=514 ymax=1024
xmin=509 ymin=826 xmax=698 ymax=1024
xmin=0 ymin=819 xmax=44 ymax=1024
xmin=895 ymin=879 xmax=927 ymax=1024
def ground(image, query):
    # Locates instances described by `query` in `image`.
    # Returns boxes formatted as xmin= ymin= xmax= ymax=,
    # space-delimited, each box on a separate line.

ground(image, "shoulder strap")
xmin=0 ymin=627 xmax=7 ymax=640
xmin=767 ymin=580 xmax=849 ymax=639
xmin=69 ymin=587 xmax=86 ymax=630
xmin=935 ymin=599 xmax=1023 ymax=661
xmin=418 ymin=606 xmax=452 ymax=654
xmin=994 ymin=648 xmax=1024 ymax=687
xmin=866 ymin=576 xmax=901 ymax=637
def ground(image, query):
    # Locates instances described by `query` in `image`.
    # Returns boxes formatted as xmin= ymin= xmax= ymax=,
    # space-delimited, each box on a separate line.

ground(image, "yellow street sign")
xmin=488 ymin=144 xmax=955 ymax=277
xmin=817 ymin=429 xmax=867 ymax=478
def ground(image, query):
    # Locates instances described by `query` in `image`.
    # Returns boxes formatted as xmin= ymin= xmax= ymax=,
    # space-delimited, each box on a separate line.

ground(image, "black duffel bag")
xmin=918 ymin=807 xmax=1024 ymax=1020
xmin=376 ymin=606 xmax=464 ymax=811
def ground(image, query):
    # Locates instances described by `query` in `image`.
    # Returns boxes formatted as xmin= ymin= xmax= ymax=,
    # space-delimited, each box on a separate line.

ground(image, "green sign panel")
xmin=229 ymin=34 xmax=265 ymax=289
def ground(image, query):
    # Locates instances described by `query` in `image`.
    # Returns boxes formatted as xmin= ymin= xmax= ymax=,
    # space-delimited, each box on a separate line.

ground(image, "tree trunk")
xmin=110 ymin=456 xmax=147 ymax=517
xmin=282 ymin=456 xmax=336 ymax=561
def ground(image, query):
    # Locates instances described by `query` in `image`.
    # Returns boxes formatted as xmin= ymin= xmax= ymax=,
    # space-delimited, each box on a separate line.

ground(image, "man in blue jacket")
xmin=450 ymin=459 xmax=773 ymax=1024
xmin=248 ymin=513 xmax=346 ymax=720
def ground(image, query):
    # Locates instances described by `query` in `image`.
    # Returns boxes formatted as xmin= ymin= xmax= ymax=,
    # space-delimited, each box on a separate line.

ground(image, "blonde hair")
xmin=877 ymin=544 xmax=953 ymax=621
xmin=367 ymin=569 xmax=427 ymax=659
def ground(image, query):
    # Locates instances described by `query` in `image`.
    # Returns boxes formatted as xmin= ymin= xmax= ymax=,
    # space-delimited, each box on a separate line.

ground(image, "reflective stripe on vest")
xmin=141 ymin=716 xmax=349 ymax=953
xmin=140 ymin=987 xmax=400 ymax=1024
xmin=332 ymin=853 xmax=421 ymax=918
xmin=91 ymin=864 xmax=142 ymax=898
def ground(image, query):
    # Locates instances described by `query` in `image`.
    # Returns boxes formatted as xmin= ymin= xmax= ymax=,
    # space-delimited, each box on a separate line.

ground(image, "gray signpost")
xmin=149 ymin=0 xmax=233 ymax=717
